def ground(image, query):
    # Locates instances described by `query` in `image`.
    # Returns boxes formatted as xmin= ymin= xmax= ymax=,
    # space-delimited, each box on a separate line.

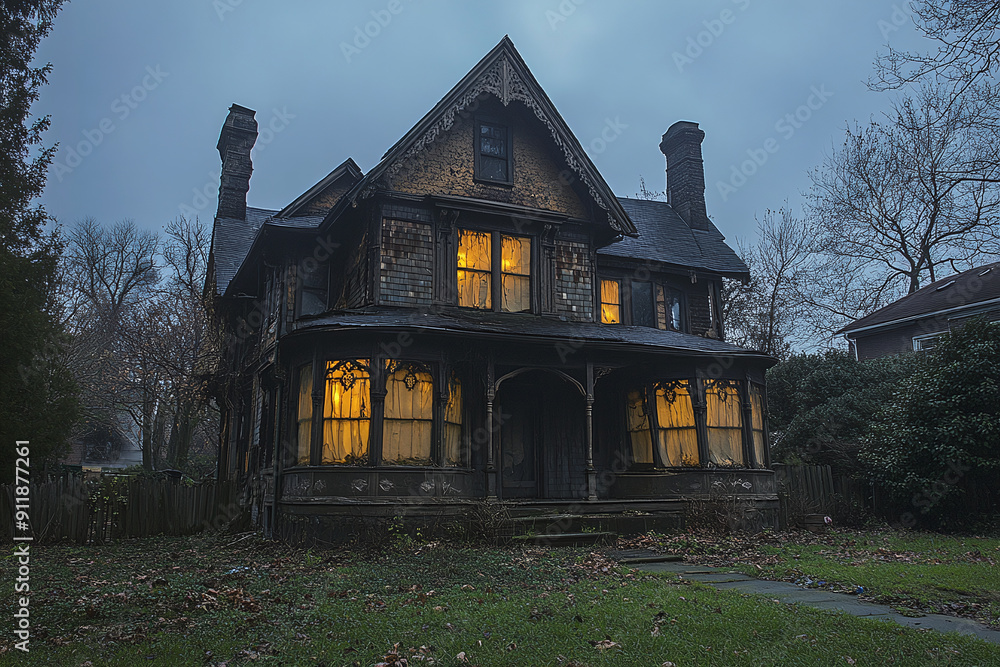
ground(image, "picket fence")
xmin=0 ymin=476 xmax=240 ymax=545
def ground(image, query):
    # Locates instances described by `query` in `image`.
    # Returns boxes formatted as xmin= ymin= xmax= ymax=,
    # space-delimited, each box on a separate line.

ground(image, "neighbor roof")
xmin=839 ymin=261 xmax=1000 ymax=335
xmin=598 ymin=198 xmax=749 ymax=277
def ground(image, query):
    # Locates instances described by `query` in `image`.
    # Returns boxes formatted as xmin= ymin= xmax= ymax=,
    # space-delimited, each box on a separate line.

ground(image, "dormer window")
xmin=457 ymin=229 xmax=531 ymax=312
xmin=475 ymin=119 xmax=512 ymax=185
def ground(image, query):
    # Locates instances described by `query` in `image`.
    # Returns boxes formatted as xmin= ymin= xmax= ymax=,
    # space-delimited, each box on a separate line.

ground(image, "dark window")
xmin=656 ymin=285 xmax=685 ymax=332
xmin=631 ymin=281 xmax=655 ymax=327
xmin=299 ymin=263 xmax=328 ymax=317
xmin=475 ymin=120 xmax=512 ymax=184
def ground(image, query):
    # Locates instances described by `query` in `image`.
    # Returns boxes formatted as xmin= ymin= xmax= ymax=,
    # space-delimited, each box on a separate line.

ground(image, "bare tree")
xmin=804 ymin=83 xmax=1000 ymax=337
xmin=60 ymin=216 xmax=219 ymax=473
xmin=723 ymin=208 xmax=811 ymax=358
xmin=872 ymin=0 xmax=1000 ymax=93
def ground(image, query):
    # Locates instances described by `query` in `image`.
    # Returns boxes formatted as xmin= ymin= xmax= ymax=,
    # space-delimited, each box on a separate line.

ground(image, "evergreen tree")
xmin=0 ymin=0 xmax=77 ymax=480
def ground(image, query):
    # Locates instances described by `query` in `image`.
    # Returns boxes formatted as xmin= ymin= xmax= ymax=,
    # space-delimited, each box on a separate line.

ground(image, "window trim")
xmin=600 ymin=278 xmax=622 ymax=325
xmin=912 ymin=331 xmax=946 ymax=351
xmin=473 ymin=117 xmax=513 ymax=186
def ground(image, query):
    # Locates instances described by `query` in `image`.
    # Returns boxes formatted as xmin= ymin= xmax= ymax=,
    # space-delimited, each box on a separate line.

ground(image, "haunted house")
xmin=207 ymin=38 xmax=776 ymax=539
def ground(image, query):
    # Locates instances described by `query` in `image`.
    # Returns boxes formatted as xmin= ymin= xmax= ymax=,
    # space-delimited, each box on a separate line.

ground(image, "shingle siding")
xmin=553 ymin=237 xmax=593 ymax=322
xmin=380 ymin=218 xmax=434 ymax=306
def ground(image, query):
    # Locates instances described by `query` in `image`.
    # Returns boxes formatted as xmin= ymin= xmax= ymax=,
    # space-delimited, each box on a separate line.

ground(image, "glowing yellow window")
xmin=322 ymin=360 xmax=370 ymax=464
xmin=458 ymin=230 xmax=492 ymax=309
xmin=654 ymin=381 xmax=698 ymax=466
xmin=600 ymin=279 xmax=621 ymax=324
xmin=626 ymin=389 xmax=653 ymax=465
xmin=296 ymin=363 xmax=313 ymax=465
xmin=444 ymin=375 xmax=463 ymax=466
xmin=383 ymin=361 xmax=434 ymax=465
xmin=501 ymin=235 xmax=531 ymax=312
xmin=705 ymin=380 xmax=745 ymax=466
xmin=750 ymin=384 xmax=766 ymax=468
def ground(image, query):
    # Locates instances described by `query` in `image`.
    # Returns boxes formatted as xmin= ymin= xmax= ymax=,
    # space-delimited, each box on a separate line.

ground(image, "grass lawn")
xmin=2 ymin=531 xmax=999 ymax=666
xmin=637 ymin=528 xmax=1000 ymax=630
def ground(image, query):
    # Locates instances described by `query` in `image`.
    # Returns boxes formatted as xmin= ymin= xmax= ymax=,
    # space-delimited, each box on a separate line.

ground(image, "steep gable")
xmin=278 ymin=158 xmax=362 ymax=218
xmin=330 ymin=36 xmax=636 ymax=237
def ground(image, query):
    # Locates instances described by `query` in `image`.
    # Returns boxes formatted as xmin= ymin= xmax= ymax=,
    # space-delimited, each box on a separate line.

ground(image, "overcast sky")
xmin=35 ymin=0 xmax=928 ymax=245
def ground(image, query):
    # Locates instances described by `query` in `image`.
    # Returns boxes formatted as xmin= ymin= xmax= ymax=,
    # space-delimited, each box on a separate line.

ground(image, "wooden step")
xmin=512 ymin=531 xmax=616 ymax=547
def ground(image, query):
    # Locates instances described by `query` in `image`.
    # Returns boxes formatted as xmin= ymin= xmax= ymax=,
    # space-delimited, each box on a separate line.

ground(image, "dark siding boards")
xmin=688 ymin=280 xmax=713 ymax=336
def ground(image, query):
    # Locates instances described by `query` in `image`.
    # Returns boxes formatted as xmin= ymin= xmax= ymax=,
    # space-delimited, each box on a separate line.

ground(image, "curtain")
xmin=501 ymin=235 xmax=531 ymax=312
xmin=626 ymin=390 xmax=653 ymax=464
xmin=750 ymin=384 xmax=766 ymax=468
xmin=457 ymin=230 xmax=491 ymax=309
xmin=601 ymin=279 xmax=620 ymax=324
xmin=654 ymin=382 xmax=698 ymax=466
xmin=322 ymin=360 xmax=370 ymax=464
xmin=383 ymin=365 xmax=434 ymax=465
xmin=444 ymin=378 xmax=463 ymax=466
xmin=296 ymin=363 xmax=312 ymax=465
xmin=705 ymin=382 xmax=744 ymax=465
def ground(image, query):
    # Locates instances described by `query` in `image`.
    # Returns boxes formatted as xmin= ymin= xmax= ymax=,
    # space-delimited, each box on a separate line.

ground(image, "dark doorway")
xmin=496 ymin=370 xmax=586 ymax=499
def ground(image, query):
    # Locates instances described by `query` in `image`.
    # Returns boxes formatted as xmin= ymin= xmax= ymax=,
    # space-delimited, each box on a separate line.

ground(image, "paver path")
xmin=612 ymin=553 xmax=1000 ymax=645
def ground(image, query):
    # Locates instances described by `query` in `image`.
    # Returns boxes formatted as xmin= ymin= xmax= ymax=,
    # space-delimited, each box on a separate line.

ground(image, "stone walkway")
xmin=613 ymin=554 xmax=1000 ymax=645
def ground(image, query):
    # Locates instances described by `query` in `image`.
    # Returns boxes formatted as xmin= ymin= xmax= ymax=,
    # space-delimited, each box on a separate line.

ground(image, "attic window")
xmin=475 ymin=119 xmax=512 ymax=185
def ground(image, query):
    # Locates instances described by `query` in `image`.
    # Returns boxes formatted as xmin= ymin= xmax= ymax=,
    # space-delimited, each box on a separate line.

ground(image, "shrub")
xmin=767 ymin=350 xmax=917 ymax=475
xmin=862 ymin=318 xmax=1000 ymax=529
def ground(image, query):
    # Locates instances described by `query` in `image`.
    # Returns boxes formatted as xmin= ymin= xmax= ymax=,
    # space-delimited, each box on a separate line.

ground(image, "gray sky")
xmin=35 ymin=0 xmax=928 ymax=245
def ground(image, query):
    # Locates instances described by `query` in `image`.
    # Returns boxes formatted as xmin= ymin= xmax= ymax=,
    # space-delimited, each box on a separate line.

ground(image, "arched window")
xmin=295 ymin=363 xmax=312 ymax=465
xmin=750 ymin=384 xmax=767 ymax=468
xmin=383 ymin=361 xmax=434 ymax=465
xmin=653 ymin=381 xmax=698 ymax=466
xmin=444 ymin=374 xmax=464 ymax=466
xmin=323 ymin=360 xmax=371 ymax=464
xmin=626 ymin=389 xmax=653 ymax=465
xmin=705 ymin=379 xmax=744 ymax=466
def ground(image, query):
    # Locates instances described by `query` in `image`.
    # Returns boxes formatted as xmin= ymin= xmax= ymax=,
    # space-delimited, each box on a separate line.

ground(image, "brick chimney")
xmin=216 ymin=104 xmax=258 ymax=220
xmin=659 ymin=121 xmax=712 ymax=231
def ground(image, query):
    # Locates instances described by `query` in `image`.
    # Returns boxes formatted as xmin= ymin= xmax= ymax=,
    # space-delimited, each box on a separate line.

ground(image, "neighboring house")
xmin=206 ymin=37 xmax=776 ymax=541
xmin=839 ymin=262 xmax=1000 ymax=359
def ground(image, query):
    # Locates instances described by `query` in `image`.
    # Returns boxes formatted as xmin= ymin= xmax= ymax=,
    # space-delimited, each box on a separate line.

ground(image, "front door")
xmin=497 ymin=371 xmax=586 ymax=500
xmin=499 ymin=387 xmax=539 ymax=498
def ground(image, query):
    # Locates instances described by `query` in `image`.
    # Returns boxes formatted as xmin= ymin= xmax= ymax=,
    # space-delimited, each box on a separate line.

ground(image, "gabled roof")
xmin=323 ymin=36 xmax=637 ymax=237
xmin=277 ymin=158 xmax=362 ymax=218
xmin=598 ymin=198 xmax=749 ymax=278
xmin=209 ymin=206 xmax=277 ymax=294
xmin=839 ymin=261 xmax=1000 ymax=335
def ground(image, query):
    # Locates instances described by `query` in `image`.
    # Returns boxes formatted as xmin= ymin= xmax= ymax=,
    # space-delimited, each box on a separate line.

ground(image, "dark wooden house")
xmin=206 ymin=38 xmax=776 ymax=540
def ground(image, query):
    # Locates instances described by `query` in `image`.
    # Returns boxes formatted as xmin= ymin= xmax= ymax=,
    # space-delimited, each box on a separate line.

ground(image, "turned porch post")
xmin=585 ymin=362 xmax=597 ymax=501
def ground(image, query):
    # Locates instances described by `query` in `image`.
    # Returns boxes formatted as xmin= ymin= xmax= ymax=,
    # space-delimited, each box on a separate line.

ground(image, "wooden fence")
xmin=0 ymin=476 xmax=240 ymax=544
xmin=773 ymin=464 xmax=888 ymax=526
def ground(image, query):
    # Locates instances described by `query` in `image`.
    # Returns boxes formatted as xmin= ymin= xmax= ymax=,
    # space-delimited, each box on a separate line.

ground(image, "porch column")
xmin=585 ymin=362 xmax=597 ymax=500
xmin=485 ymin=356 xmax=498 ymax=498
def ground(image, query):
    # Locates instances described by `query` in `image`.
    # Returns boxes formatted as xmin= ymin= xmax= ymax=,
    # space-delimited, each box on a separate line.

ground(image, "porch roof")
xmin=291 ymin=307 xmax=772 ymax=360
